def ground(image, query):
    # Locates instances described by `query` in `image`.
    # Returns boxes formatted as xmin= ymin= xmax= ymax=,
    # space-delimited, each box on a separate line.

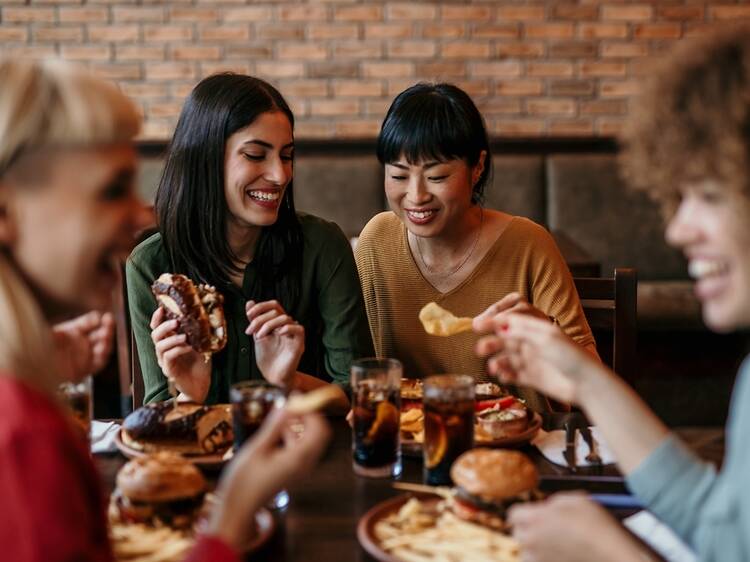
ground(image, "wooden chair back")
xmin=574 ymin=268 xmax=638 ymax=384
xmin=114 ymin=261 xmax=146 ymax=414
xmin=114 ymin=224 xmax=156 ymax=414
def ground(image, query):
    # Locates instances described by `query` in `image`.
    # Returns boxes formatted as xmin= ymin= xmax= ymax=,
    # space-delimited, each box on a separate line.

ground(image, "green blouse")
xmin=126 ymin=213 xmax=374 ymax=405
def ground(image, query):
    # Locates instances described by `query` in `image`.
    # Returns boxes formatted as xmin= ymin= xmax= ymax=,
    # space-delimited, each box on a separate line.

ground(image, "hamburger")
xmin=122 ymin=401 xmax=233 ymax=456
xmin=151 ymin=273 xmax=227 ymax=358
xmin=449 ymin=449 xmax=539 ymax=531
xmin=110 ymin=451 xmax=207 ymax=529
xmin=476 ymin=404 xmax=529 ymax=440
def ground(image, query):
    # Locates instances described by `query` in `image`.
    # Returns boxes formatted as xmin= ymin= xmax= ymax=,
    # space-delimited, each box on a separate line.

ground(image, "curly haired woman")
xmin=476 ymin=26 xmax=750 ymax=562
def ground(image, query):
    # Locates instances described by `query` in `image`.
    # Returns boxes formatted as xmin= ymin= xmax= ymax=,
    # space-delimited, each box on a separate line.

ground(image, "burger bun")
xmin=116 ymin=451 xmax=206 ymax=503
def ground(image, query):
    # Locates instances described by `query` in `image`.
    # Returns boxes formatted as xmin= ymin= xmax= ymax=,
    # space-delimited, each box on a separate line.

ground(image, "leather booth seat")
xmin=137 ymin=148 xmax=698 ymax=330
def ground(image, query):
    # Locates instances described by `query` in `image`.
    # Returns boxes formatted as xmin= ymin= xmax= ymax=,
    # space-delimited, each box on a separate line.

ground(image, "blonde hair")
xmin=0 ymin=58 xmax=140 ymax=392
xmin=0 ymin=58 xmax=140 ymax=172
xmin=0 ymin=253 xmax=58 ymax=391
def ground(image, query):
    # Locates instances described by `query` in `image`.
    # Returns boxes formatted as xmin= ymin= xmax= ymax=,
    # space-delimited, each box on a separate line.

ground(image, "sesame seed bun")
xmin=450 ymin=448 xmax=538 ymax=503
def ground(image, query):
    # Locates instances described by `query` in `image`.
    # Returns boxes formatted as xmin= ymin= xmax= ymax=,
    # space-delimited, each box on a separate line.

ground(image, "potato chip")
xmin=400 ymin=410 xmax=423 ymax=438
xmin=418 ymin=302 xmax=473 ymax=337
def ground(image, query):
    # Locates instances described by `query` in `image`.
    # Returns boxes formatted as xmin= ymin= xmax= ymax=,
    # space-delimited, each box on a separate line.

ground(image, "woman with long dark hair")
xmin=355 ymin=83 xmax=596 ymax=412
xmin=127 ymin=74 xmax=372 ymax=411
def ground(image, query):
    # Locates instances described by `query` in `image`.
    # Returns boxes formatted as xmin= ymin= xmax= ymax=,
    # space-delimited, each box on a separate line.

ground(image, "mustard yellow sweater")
xmin=354 ymin=212 xmax=595 ymax=412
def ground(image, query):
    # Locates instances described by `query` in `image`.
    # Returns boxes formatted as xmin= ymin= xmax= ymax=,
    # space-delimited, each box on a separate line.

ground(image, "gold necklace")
xmin=414 ymin=207 xmax=484 ymax=278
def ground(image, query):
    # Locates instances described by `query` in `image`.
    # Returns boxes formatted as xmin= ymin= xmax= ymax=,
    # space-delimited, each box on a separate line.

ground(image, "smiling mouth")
xmin=406 ymin=209 xmax=437 ymax=220
xmin=247 ymin=190 xmax=281 ymax=202
xmin=688 ymin=259 xmax=730 ymax=281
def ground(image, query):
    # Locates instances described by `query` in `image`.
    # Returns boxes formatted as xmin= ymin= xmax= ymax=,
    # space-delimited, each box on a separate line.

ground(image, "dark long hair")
xmin=155 ymin=73 xmax=302 ymax=309
xmin=377 ymin=83 xmax=492 ymax=204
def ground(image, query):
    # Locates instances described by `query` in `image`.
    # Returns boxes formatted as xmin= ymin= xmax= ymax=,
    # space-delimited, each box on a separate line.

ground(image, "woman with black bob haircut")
xmin=355 ymin=83 xmax=597 ymax=412
xmin=127 ymin=74 xmax=373 ymax=411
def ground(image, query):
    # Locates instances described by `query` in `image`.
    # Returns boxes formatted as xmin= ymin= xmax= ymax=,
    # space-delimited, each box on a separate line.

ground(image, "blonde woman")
xmin=0 ymin=59 xmax=329 ymax=561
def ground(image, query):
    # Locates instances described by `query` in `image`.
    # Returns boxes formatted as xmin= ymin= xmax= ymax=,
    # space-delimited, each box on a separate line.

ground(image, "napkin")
xmin=532 ymin=426 xmax=615 ymax=467
xmin=91 ymin=420 xmax=121 ymax=454
xmin=624 ymin=510 xmax=697 ymax=562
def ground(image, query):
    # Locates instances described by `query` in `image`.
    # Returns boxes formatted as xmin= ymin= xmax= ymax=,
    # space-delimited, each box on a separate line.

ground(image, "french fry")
xmin=110 ymin=522 xmax=194 ymax=562
xmin=373 ymin=496 xmax=521 ymax=562
xmin=285 ymin=385 xmax=341 ymax=414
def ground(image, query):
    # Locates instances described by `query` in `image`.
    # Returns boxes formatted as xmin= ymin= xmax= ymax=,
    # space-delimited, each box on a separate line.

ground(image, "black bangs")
xmin=377 ymin=83 xmax=492 ymax=202
xmin=377 ymin=83 xmax=487 ymax=166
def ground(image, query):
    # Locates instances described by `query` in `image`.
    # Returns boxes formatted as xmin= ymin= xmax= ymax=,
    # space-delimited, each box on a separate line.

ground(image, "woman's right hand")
xmin=474 ymin=312 xmax=602 ymax=405
xmin=150 ymin=307 xmax=211 ymax=403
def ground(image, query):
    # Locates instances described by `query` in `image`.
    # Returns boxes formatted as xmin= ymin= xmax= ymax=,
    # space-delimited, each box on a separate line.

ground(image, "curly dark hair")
xmin=620 ymin=25 xmax=750 ymax=217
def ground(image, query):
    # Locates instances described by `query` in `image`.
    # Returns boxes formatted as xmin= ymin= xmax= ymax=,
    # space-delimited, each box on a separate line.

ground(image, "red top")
xmin=0 ymin=376 xmax=240 ymax=562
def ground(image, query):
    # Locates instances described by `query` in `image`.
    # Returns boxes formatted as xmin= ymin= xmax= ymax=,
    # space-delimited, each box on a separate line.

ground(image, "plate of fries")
xmin=358 ymin=492 xmax=521 ymax=562
xmin=110 ymin=506 xmax=274 ymax=562
xmin=111 ymin=523 xmax=194 ymax=562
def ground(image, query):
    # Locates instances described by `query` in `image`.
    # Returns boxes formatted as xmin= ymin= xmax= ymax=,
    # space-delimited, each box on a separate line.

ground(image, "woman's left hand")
xmin=53 ymin=311 xmax=115 ymax=382
xmin=245 ymin=300 xmax=305 ymax=389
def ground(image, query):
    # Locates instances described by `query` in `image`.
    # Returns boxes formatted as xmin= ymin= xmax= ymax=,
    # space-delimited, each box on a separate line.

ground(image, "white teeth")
xmin=408 ymin=210 xmax=435 ymax=219
xmin=688 ymin=259 xmax=729 ymax=280
xmin=248 ymin=191 xmax=280 ymax=201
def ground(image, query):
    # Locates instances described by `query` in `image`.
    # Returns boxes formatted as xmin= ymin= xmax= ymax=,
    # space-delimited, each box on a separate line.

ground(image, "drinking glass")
xmin=230 ymin=380 xmax=289 ymax=509
xmin=58 ymin=377 xmax=93 ymax=444
xmin=351 ymin=358 xmax=402 ymax=478
xmin=422 ymin=374 xmax=475 ymax=486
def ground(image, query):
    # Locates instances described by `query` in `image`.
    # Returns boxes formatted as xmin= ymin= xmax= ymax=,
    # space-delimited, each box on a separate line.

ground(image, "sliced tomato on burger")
xmin=474 ymin=395 xmax=517 ymax=413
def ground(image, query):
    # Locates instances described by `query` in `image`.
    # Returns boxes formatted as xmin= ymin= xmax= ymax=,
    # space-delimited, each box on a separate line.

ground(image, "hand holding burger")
xmin=150 ymin=273 xmax=228 ymax=403
xmin=150 ymin=307 xmax=212 ymax=403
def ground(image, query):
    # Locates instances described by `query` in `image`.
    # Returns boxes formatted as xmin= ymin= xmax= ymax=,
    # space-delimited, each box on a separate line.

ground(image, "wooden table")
xmin=95 ymin=419 xmax=724 ymax=561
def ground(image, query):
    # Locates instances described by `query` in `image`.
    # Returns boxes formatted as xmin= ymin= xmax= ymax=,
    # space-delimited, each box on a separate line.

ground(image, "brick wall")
xmin=2 ymin=1 xmax=749 ymax=140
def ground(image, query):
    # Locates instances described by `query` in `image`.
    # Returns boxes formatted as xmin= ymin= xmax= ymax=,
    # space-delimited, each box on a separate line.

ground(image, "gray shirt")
xmin=627 ymin=356 xmax=750 ymax=561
